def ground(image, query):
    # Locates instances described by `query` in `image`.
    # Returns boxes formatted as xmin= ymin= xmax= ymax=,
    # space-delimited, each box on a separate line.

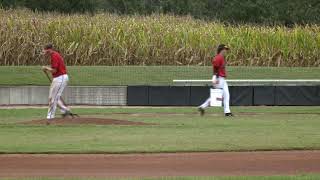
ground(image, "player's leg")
xmin=222 ymin=79 xmax=233 ymax=116
xmin=57 ymin=98 xmax=69 ymax=114
xmin=57 ymin=75 xmax=70 ymax=114
xmin=199 ymin=98 xmax=211 ymax=109
xmin=46 ymin=76 xmax=68 ymax=121
xmin=198 ymin=75 xmax=217 ymax=116
xmin=47 ymin=80 xmax=59 ymax=120
xmin=56 ymin=75 xmax=72 ymax=118
xmin=198 ymin=97 xmax=210 ymax=116
xmin=56 ymin=75 xmax=78 ymax=118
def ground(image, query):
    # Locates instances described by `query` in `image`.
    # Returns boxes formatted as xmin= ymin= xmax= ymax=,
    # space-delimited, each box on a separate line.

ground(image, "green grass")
xmin=4 ymin=175 xmax=320 ymax=180
xmin=0 ymin=107 xmax=319 ymax=154
xmin=0 ymin=66 xmax=319 ymax=86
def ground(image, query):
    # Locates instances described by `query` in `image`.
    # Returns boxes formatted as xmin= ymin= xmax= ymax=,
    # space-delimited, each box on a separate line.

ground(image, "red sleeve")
xmin=51 ymin=54 xmax=59 ymax=69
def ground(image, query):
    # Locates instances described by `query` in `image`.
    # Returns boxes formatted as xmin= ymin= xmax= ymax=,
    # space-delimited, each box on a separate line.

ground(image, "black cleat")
xmin=73 ymin=113 xmax=80 ymax=118
xmin=62 ymin=111 xmax=71 ymax=118
xmin=198 ymin=108 xmax=205 ymax=116
xmin=62 ymin=111 xmax=79 ymax=119
xmin=225 ymin=113 xmax=234 ymax=117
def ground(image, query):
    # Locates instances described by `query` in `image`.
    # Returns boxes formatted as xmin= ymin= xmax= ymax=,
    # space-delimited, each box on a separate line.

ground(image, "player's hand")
xmin=212 ymin=80 xmax=219 ymax=87
xmin=42 ymin=66 xmax=48 ymax=72
xmin=212 ymin=76 xmax=219 ymax=86
xmin=48 ymin=98 xmax=52 ymax=106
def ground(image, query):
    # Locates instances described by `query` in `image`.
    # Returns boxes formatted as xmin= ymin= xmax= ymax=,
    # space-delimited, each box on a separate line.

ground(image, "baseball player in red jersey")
xmin=42 ymin=44 xmax=76 ymax=123
xmin=198 ymin=44 xmax=233 ymax=117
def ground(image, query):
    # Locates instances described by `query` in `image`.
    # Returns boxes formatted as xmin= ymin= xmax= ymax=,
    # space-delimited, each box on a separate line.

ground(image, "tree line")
xmin=1 ymin=0 xmax=320 ymax=25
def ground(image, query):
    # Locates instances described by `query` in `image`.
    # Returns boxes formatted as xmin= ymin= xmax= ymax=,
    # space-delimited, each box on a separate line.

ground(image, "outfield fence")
xmin=1 ymin=84 xmax=320 ymax=106
xmin=0 ymin=86 xmax=126 ymax=106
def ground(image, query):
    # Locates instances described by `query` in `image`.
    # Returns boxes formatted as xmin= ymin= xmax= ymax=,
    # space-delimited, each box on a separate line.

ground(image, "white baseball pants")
xmin=47 ymin=74 xmax=69 ymax=119
xmin=199 ymin=76 xmax=231 ymax=114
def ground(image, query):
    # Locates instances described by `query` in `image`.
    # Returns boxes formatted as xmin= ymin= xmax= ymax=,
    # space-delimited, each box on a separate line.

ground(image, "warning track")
xmin=0 ymin=151 xmax=320 ymax=178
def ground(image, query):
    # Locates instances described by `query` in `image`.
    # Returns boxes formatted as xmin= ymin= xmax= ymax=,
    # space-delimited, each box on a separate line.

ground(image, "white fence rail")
xmin=173 ymin=79 xmax=320 ymax=86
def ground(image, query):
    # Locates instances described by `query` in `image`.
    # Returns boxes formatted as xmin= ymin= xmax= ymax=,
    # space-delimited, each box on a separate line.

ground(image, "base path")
xmin=1 ymin=151 xmax=320 ymax=178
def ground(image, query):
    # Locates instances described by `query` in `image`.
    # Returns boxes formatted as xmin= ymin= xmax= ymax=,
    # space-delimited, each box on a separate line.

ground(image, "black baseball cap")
xmin=44 ymin=43 xmax=53 ymax=50
xmin=217 ymin=44 xmax=230 ymax=53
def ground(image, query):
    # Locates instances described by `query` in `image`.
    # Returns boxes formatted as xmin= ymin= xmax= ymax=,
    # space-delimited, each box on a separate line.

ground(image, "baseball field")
xmin=0 ymin=66 xmax=319 ymax=179
xmin=0 ymin=66 xmax=320 ymax=180
xmin=0 ymin=106 xmax=320 ymax=179
xmin=1 ymin=6 xmax=320 ymax=180
xmin=1 ymin=106 xmax=320 ymax=153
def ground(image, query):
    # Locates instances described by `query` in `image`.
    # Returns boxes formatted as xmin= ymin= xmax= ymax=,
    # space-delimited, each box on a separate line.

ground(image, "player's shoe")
xmin=62 ymin=111 xmax=79 ymax=118
xmin=46 ymin=121 xmax=51 ymax=126
xmin=225 ymin=113 xmax=234 ymax=117
xmin=46 ymin=119 xmax=52 ymax=125
xmin=198 ymin=108 xmax=205 ymax=116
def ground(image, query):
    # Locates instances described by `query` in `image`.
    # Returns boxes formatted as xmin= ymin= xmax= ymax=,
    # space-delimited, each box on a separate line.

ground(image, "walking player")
xmin=42 ymin=44 xmax=76 ymax=122
xmin=198 ymin=44 xmax=233 ymax=117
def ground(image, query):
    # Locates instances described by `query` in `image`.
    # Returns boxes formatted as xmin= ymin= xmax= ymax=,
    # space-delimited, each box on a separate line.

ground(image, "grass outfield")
xmin=0 ymin=66 xmax=319 ymax=86
xmin=4 ymin=175 xmax=320 ymax=180
xmin=0 ymin=107 xmax=319 ymax=153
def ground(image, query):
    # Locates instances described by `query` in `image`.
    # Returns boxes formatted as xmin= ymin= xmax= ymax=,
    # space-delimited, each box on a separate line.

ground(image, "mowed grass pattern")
xmin=0 ymin=66 xmax=319 ymax=86
xmin=0 ymin=107 xmax=319 ymax=153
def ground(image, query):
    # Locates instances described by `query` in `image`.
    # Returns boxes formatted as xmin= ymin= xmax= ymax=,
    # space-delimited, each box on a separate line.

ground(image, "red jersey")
xmin=212 ymin=54 xmax=227 ymax=78
xmin=51 ymin=51 xmax=67 ymax=78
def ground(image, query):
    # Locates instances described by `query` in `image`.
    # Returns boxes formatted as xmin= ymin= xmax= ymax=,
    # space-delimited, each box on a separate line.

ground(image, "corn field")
xmin=1 ymin=9 xmax=320 ymax=67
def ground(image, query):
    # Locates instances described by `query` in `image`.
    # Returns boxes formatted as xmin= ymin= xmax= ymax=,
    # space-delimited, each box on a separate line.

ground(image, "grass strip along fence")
xmin=1 ymin=9 xmax=320 ymax=67
xmin=0 ymin=66 xmax=318 ymax=86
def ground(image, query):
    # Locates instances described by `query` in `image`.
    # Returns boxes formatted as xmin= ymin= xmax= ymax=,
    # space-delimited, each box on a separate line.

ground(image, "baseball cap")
xmin=217 ymin=44 xmax=230 ymax=53
xmin=44 ymin=43 xmax=53 ymax=50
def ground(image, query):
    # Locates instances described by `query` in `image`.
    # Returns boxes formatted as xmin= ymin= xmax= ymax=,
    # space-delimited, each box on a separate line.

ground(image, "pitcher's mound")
xmin=22 ymin=118 xmax=153 ymax=126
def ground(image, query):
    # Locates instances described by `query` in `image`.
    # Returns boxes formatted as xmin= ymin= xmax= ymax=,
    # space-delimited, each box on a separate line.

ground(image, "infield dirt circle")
xmin=1 ymin=151 xmax=320 ymax=178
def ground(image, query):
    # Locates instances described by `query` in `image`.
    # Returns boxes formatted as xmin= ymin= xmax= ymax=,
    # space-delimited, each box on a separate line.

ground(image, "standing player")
xmin=42 ymin=44 xmax=76 ymax=123
xmin=198 ymin=44 xmax=233 ymax=117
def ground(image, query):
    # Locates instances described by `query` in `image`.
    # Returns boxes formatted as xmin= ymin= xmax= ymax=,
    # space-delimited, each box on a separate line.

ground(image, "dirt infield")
xmin=21 ymin=118 xmax=154 ymax=126
xmin=0 ymin=151 xmax=320 ymax=178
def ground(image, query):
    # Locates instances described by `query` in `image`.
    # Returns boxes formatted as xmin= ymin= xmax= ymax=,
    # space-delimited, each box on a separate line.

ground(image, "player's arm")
xmin=42 ymin=66 xmax=57 ymax=73
xmin=213 ymin=58 xmax=221 ymax=78
xmin=212 ymin=57 xmax=222 ymax=85
xmin=42 ymin=54 xmax=58 ymax=73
